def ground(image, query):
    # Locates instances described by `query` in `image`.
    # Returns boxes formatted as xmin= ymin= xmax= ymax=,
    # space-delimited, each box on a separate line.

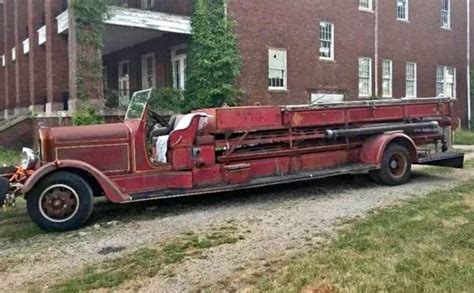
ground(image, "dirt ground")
xmin=1 ymin=151 xmax=474 ymax=292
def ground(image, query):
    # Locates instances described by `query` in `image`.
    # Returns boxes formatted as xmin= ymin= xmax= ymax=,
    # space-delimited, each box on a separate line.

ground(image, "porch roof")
xmin=58 ymin=6 xmax=191 ymax=35
xmin=58 ymin=6 xmax=191 ymax=56
xmin=106 ymin=6 xmax=191 ymax=35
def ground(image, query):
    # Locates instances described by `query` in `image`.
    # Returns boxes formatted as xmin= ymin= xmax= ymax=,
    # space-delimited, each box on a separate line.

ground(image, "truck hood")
xmin=39 ymin=123 xmax=133 ymax=164
xmin=41 ymin=123 xmax=130 ymax=145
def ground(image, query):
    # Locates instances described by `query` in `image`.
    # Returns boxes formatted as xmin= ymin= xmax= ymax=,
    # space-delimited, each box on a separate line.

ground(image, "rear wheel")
xmin=371 ymin=144 xmax=412 ymax=186
xmin=26 ymin=171 xmax=93 ymax=232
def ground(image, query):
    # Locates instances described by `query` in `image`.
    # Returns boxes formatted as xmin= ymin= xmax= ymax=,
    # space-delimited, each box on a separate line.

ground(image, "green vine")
xmin=185 ymin=0 xmax=242 ymax=110
xmin=71 ymin=0 xmax=109 ymax=101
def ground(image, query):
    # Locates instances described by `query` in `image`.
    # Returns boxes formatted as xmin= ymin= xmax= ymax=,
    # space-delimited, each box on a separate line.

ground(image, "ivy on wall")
xmin=185 ymin=0 xmax=242 ymax=110
xmin=70 ymin=0 xmax=109 ymax=101
xmin=70 ymin=0 xmax=109 ymax=125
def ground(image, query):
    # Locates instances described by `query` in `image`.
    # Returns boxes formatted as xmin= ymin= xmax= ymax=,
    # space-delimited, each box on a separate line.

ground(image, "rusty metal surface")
xmin=25 ymin=97 xmax=458 ymax=204
xmin=128 ymin=164 xmax=378 ymax=202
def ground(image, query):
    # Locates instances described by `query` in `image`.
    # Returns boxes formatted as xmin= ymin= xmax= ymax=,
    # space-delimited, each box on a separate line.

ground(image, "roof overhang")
xmin=107 ymin=6 xmax=191 ymax=35
xmin=57 ymin=6 xmax=191 ymax=56
xmin=102 ymin=7 xmax=191 ymax=55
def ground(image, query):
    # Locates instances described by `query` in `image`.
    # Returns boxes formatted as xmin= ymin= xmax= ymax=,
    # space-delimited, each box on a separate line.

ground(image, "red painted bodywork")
xmin=22 ymin=98 xmax=457 ymax=203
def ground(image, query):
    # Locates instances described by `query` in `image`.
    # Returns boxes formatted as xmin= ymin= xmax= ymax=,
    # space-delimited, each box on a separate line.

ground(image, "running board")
xmin=128 ymin=164 xmax=378 ymax=202
xmin=417 ymin=152 xmax=464 ymax=168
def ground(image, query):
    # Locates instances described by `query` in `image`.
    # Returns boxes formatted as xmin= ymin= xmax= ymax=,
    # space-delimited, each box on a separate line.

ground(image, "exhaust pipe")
xmin=326 ymin=121 xmax=439 ymax=139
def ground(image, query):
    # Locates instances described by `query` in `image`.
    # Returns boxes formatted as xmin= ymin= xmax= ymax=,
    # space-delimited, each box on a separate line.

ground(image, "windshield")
xmin=125 ymin=89 xmax=153 ymax=120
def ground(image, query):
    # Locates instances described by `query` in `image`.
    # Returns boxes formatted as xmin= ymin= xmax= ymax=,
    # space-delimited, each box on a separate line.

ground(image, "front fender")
xmin=359 ymin=133 xmax=418 ymax=167
xmin=21 ymin=160 xmax=128 ymax=203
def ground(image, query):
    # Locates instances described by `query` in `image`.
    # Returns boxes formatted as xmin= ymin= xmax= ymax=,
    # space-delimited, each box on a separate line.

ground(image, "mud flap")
xmin=417 ymin=152 xmax=465 ymax=169
xmin=0 ymin=177 xmax=9 ymax=205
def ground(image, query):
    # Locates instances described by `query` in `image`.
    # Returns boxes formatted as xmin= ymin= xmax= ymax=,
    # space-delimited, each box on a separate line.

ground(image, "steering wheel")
xmin=148 ymin=109 xmax=169 ymax=128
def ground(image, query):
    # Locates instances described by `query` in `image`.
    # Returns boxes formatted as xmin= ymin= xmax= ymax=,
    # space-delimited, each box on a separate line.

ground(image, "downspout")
xmin=374 ymin=0 xmax=379 ymax=98
xmin=467 ymin=0 xmax=471 ymax=128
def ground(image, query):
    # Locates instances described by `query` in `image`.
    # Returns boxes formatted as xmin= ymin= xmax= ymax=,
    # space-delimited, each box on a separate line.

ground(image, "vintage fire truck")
xmin=0 ymin=90 xmax=465 ymax=231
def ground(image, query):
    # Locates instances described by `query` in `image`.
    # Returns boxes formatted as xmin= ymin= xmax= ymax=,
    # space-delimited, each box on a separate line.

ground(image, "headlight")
xmin=21 ymin=148 xmax=38 ymax=170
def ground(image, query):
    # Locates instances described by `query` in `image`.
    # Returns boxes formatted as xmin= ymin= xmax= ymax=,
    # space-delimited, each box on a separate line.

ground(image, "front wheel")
xmin=26 ymin=171 xmax=94 ymax=232
xmin=370 ymin=144 xmax=412 ymax=186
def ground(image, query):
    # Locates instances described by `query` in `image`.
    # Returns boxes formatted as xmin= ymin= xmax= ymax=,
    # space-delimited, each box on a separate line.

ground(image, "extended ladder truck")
xmin=0 ymin=90 xmax=465 ymax=231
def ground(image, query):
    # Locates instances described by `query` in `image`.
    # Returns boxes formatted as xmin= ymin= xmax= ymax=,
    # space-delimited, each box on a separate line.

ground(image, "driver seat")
xmin=150 ymin=115 xmax=181 ymax=138
xmin=150 ymin=115 xmax=183 ymax=163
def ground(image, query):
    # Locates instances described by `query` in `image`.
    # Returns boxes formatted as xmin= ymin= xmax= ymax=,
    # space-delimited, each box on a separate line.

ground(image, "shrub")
xmin=185 ymin=0 xmax=242 ymax=110
xmin=72 ymin=103 xmax=105 ymax=126
xmin=148 ymin=88 xmax=185 ymax=114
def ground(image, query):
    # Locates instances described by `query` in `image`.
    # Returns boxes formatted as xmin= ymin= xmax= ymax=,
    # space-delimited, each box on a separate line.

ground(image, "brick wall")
xmin=14 ymin=0 xmax=30 ymax=110
xmin=228 ymin=0 xmax=469 ymax=122
xmin=45 ymin=0 xmax=69 ymax=110
xmin=0 ymin=0 xmax=471 ymax=125
xmin=4 ymin=0 xmax=15 ymax=112
xmin=28 ymin=0 xmax=47 ymax=110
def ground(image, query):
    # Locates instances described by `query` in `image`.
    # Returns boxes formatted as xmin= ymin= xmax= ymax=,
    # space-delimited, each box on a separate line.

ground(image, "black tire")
xmin=371 ymin=144 xmax=412 ymax=186
xmin=368 ymin=170 xmax=381 ymax=183
xmin=26 ymin=171 xmax=94 ymax=232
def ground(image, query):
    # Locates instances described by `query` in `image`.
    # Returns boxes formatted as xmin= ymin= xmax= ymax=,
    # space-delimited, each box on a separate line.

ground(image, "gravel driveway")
xmin=1 ymin=152 xmax=473 ymax=292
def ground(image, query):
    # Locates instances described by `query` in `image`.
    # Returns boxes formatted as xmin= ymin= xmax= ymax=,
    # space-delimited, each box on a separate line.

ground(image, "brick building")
xmin=0 ymin=0 xmax=473 ymax=125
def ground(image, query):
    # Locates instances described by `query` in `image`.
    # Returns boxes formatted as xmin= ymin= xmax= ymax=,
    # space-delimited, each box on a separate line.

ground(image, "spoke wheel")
xmin=39 ymin=184 xmax=80 ymax=223
xmin=388 ymin=153 xmax=408 ymax=178
xmin=370 ymin=144 xmax=412 ymax=186
xmin=27 ymin=171 xmax=94 ymax=232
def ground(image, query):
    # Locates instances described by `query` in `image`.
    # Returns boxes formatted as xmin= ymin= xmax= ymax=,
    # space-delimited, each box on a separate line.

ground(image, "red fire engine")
xmin=0 ymin=90 xmax=464 ymax=231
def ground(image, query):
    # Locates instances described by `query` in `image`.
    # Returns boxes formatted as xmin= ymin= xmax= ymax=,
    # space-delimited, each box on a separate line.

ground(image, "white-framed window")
xmin=1 ymin=55 xmax=5 ymax=67
xmin=141 ymin=53 xmax=156 ymax=90
xmin=118 ymin=60 xmax=130 ymax=106
xmin=171 ymin=45 xmax=187 ymax=90
xmin=436 ymin=65 xmax=456 ymax=98
xmin=405 ymin=62 xmax=417 ymax=98
xmin=358 ymin=57 xmax=372 ymax=97
xmin=319 ymin=22 xmax=334 ymax=60
xmin=268 ymin=48 xmax=287 ymax=90
xmin=140 ymin=0 xmax=154 ymax=9
xmin=441 ymin=0 xmax=451 ymax=29
xmin=397 ymin=0 xmax=409 ymax=21
xmin=11 ymin=48 xmax=16 ymax=62
xmin=382 ymin=60 xmax=393 ymax=98
xmin=359 ymin=0 xmax=373 ymax=11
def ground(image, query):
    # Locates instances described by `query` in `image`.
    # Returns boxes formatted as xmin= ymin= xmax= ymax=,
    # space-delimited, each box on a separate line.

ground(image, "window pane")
xmin=436 ymin=66 xmax=445 ymax=82
xmin=441 ymin=0 xmax=450 ymax=28
xmin=319 ymin=22 xmax=333 ymax=59
xmin=382 ymin=60 xmax=392 ymax=97
xmin=269 ymin=49 xmax=287 ymax=89
xmin=406 ymin=63 xmax=416 ymax=97
xmin=397 ymin=0 xmax=408 ymax=20
xmin=358 ymin=57 xmax=371 ymax=97
xmin=359 ymin=0 xmax=372 ymax=10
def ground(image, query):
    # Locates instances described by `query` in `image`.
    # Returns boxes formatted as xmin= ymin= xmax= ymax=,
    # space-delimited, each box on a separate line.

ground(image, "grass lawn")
xmin=454 ymin=129 xmax=474 ymax=145
xmin=0 ymin=147 xmax=20 ymax=166
xmin=256 ymin=182 xmax=474 ymax=292
xmin=43 ymin=226 xmax=243 ymax=292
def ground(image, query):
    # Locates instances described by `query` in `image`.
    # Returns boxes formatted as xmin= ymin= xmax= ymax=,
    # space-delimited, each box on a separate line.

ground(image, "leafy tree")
xmin=185 ymin=0 xmax=242 ymax=110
